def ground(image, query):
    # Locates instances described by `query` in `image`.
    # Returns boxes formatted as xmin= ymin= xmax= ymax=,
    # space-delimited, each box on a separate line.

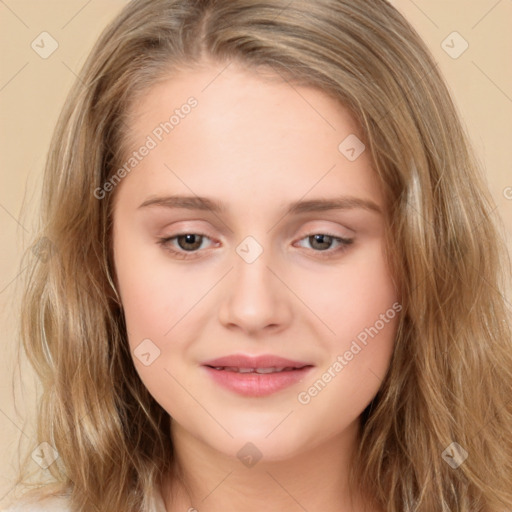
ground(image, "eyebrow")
xmin=138 ymin=194 xmax=382 ymax=215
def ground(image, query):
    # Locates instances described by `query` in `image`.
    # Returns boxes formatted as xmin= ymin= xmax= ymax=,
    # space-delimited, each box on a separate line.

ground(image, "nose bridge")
xmin=217 ymin=234 xmax=292 ymax=333
xmin=234 ymin=238 xmax=273 ymax=291
xmin=232 ymin=234 xmax=278 ymax=307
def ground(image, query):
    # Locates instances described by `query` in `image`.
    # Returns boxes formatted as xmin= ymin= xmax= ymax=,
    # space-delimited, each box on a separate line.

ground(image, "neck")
xmin=162 ymin=419 xmax=376 ymax=512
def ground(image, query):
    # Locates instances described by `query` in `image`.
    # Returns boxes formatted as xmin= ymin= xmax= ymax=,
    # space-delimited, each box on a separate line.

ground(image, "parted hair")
xmin=17 ymin=0 xmax=512 ymax=510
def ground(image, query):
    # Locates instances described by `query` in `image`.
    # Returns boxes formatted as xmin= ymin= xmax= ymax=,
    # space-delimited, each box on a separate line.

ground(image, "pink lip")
xmin=201 ymin=353 xmax=314 ymax=397
xmin=202 ymin=353 xmax=312 ymax=369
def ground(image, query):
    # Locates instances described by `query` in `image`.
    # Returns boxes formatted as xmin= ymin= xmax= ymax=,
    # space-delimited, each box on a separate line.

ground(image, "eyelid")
xmin=295 ymin=220 xmax=355 ymax=238
xmin=157 ymin=229 xmax=354 ymax=260
xmin=161 ymin=232 xmax=217 ymax=248
xmin=292 ymin=232 xmax=354 ymax=257
xmin=156 ymin=233 xmax=216 ymax=260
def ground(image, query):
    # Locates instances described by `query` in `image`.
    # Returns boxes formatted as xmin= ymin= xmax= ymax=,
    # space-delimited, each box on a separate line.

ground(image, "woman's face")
xmin=112 ymin=61 xmax=400 ymax=462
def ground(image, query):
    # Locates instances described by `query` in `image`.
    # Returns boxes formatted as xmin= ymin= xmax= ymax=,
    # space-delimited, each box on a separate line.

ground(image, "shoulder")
xmin=1 ymin=494 xmax=70 ymax=512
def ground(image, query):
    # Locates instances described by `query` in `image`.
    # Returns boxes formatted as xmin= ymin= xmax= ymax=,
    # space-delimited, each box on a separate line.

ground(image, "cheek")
xmin=113 ymin=232 xmax=190 ymax=341
xmin=113 ymin=240 xmax=194 ymax=408
xmin=114 ymin=225 xmax=399 ymax=425
xmin=293 ymin=240 xmax=398 ymax=410
xmin=298 ymin=238 xmax=398 ymax=343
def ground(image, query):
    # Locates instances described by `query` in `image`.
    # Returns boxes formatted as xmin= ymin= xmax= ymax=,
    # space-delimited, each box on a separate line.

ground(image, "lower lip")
xmin=202 ymin=366 xmax=314 ymax=397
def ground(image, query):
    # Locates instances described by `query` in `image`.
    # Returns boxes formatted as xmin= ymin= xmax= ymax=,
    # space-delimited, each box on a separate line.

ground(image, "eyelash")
xmin=156 ymin=232 xmax=354 ymax=260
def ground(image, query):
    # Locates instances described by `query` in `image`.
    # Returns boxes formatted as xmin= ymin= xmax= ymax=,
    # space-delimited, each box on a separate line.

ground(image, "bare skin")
xmin=112 ymin=60 xmax=398 ymax=512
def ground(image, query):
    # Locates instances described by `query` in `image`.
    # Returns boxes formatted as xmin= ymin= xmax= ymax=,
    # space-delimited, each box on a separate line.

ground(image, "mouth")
xmin=201 ymin=354 xmax=314 ymax=397
xmin=205 ymin=365 xmax=311 ymax=373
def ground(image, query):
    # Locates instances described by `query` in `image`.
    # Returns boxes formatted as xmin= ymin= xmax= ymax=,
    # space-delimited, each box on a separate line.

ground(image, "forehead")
xmin=116 ymin=62 xmax=383 ymax=213
xmin=128 ymin=61 xmax=363 ymax=146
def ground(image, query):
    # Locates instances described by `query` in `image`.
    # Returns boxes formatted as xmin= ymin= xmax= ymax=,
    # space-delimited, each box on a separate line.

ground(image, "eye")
xmin=157 ymin=232 xmax=354 ymax=260
xmin=294 ymin=233 xmax=354 ymax=258
xmin=157 ymin=233 xmax=216 ymax=259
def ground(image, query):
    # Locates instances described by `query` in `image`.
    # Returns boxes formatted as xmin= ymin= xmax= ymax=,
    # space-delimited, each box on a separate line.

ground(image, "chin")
xmin=208 ymin=423 xmax=315 ymax=464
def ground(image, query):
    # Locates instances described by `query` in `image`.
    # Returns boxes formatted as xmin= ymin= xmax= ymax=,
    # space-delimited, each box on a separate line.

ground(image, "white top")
xmin=2 ymin=488 xmax=167 ymax=511
xmin=1 ymin=496 xmax=69 ymax=512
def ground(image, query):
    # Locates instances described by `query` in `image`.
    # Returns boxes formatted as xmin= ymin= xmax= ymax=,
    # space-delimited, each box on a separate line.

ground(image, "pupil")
xmin=311 ymin=234 xmax=331 ymax=250
xmin=179 ymin=234 xmax=202 ymax=250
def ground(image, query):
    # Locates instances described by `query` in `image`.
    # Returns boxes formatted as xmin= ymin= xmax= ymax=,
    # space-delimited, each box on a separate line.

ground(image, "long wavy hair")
xmin=15 ymin=0 xmax=512 ymax=510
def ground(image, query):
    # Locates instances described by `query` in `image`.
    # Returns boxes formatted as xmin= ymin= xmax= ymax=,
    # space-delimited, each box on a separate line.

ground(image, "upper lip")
xmin=202 ymin=354 xmax=313 ymax=369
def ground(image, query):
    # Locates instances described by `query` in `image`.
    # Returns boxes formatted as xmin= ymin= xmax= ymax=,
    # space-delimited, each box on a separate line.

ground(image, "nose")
xmin=217 ymin=245 xmax=293 ymax=336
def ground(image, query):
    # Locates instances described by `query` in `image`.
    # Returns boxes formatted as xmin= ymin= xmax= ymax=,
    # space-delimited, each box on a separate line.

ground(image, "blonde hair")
xmin=16 ymin=0 xmax=512 ymax=510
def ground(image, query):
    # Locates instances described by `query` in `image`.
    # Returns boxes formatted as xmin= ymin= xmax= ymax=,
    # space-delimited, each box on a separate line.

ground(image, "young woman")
xmin=8 ymin=0 xmax=512 ymax=511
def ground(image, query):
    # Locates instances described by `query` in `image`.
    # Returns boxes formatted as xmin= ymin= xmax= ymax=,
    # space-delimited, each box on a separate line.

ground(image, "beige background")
xmin=0 ymin=0 xmax=511 ymax=505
